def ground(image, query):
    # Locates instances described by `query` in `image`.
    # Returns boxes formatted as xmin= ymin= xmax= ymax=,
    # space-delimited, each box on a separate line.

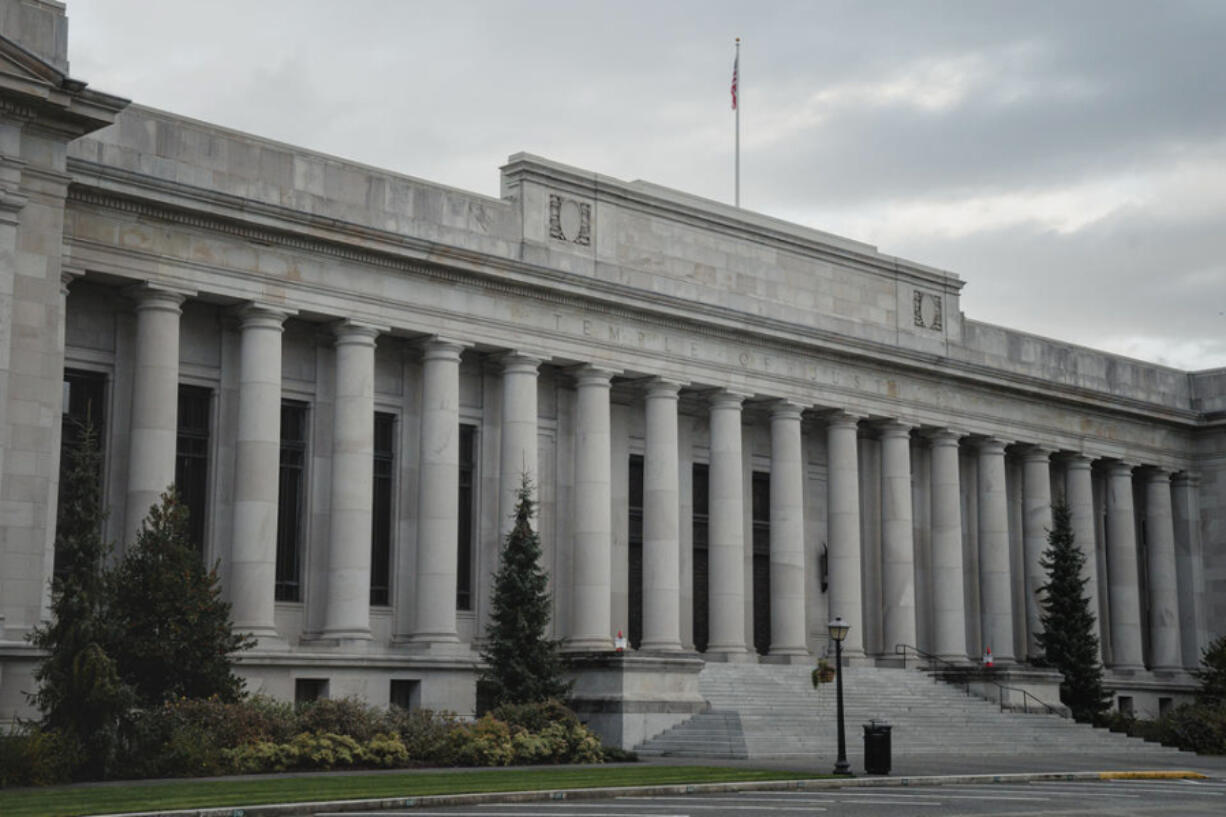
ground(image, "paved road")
xmin=325 ymin=778 xmax=1226 ymax=817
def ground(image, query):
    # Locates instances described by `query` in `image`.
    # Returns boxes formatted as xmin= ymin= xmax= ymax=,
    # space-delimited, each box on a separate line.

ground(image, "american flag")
xmin=731 ymin=54 xmax=739 ymax=110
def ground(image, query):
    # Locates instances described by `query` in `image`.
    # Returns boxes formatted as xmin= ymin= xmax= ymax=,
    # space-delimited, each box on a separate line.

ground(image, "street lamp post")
xmin=829 ymin=616 xmax=852 ymax=776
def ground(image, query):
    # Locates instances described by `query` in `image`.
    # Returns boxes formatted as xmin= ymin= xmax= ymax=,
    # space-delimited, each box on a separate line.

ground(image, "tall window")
xmin=370 ymin=412 xmax=395 ymax=607
xmin=456 ymin=424 xmax=477 ymax=611
xmin=628 ymin=454 xmax=644 ymax=649
xmin=57 ymin=370 xmax=108 ymax=577
xmin=752 ymin=470 xmax=771 ymax=655
xmin=275 ymin=400 xmax=308 ymax=602
xmin=692 ymin=463 xmax=709 ymax=653
xmin=175 ymin=385 xmax=212 ymax=554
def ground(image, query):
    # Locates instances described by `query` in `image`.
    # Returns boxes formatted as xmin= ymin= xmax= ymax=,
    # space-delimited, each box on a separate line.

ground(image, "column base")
xmin=319 ymin=627 xmax=373 ymax=641
xmin=563 ymin=637 xmax=615 ymax=653
xmin=637 ymin=640 xmax=684 ymax=653
xmin=1109 ymin=663 xmax=1147 ymax=675
xmin=235 ymin=625 xmax=288 ymax=651
xmin=400 ymin=634 xmax=470 ymax=656
xmin=763 ymin=648 xmax=810 ymax=665
xmin=703 ymin=647 xmax=755 ymax=664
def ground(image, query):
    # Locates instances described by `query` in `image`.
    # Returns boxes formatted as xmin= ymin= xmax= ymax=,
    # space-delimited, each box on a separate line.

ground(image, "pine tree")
xmin=28 ymin=420 xmax=135 ymax=777
xmin=1035 ymin=502 xmax=1111 ymax=722
xmin=106 ymin=491 xmax=254 ymax=705
xmin=479 ymin=476 xmax=570 ymax=706
xmin=1192 ymin=634 xmax=1226 ymax=705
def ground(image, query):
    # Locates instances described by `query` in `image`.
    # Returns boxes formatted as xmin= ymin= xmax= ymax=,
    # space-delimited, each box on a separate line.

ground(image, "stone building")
xmin=1 ymin=1 xmax=1222 ymax=745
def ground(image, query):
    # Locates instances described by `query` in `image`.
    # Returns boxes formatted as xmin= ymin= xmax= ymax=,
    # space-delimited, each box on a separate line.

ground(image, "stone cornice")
xmin=64 ymin=174 xmax=1205 ymax=431
xmin=0 ymin=33 xmax=128 ymax=138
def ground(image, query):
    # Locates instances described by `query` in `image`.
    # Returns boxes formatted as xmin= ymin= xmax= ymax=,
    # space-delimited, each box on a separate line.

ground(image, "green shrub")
xmin=296 ymin=697 xmax=383 ymax=742
xmin=384 ymin=707 xmax=457 ymax=761
xmin=1154 ymin=702 xmax=1226 ymax=754
xmin=221 ymin=740 xmax=298 ymax=774
xmin=0 ymin=727 xmax=76 ymax=787
xmin=447 ymin=715 xmax=514 ymax=766
xmin=364 ymin=732 xmax=410 ymax=768
xmin=489 ymin=699 xmax=580 ymax=732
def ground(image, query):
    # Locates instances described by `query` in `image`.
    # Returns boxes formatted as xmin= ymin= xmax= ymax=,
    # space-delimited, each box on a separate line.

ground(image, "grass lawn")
xmin=1 ymin=766 xmax=827 ymax=817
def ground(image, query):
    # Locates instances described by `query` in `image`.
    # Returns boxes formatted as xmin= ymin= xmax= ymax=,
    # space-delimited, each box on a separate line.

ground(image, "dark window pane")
xmin=752 ymin=471 xmax=770 ymax=655
xmin=370 ymin=412 xmax=395 ymax=606
xmin=628 ymin=454 xmax=644 ymax=650
xmin=275 ymin=400 xmax=308 ymax=602
xmin=175 ymin=385 xmax=212 ymax=555
xmin=456 ymin=424 xmax=477 ymax=611
xmin=692 ymin=463 xmax=709 ymax=653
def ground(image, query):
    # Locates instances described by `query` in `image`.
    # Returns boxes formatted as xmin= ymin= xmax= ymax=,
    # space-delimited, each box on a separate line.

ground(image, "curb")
xmin=95 ymin=770 xmax=1211 ymax=817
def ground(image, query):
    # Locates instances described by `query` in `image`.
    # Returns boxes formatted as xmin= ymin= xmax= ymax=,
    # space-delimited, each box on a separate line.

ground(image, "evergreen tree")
xmin=479 ymin=476 xmax=570 ymax=706
xmin=106 ymin=491 xmax=254 ymax=705
xmin=1192 ymin=634 xmax=1226 ymax=705
xmin=1035 ymin=502 xmax=1111 ymax=722
xmin=28 ymin=420 xmax=135 ymax=777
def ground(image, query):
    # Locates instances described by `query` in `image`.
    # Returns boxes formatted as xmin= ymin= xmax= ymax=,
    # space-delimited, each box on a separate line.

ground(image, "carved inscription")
xmin=548 ymin=193 xmax=591 ymax=246
xmin=913 ymin=291 xmax=943 ymax=331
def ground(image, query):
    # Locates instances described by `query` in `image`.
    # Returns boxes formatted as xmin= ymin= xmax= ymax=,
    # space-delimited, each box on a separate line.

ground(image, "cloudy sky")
xmin=68 ymin=1 xmax=1225 ymax=370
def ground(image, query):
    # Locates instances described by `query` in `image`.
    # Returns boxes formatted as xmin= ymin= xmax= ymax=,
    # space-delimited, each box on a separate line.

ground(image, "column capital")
xmin=333 ymin=320 xmax=385 ymax=346
xmin=1106 ymin=460 xmax=1136 ymax=478
xmin=572 ymin=364 xmax=616 ymax=388
xmin=125 ymin=282 xmax=194 ymax=312
xmin=498 ymin=351 xmax=544 ymax=374
xmin=1144 ymin=466 xmax=1172 ymax=484
xmin=708 ymin=388 xmax=750 ymax=410
xmin=925 ymin=427 xmax=965 ymax=446
xmin=877 ymin=419 xmax=913 ymax=439
xmin=1022 ymin=445 xmax=1053 ymax=463
xmin=643 ymin=377 xmax=684 ymax=400
xmin=1172 ymin=471 xmax=1200 ymax=488
xmin=823 ymin=409 xmax=864 ymax=430
xmin=235 ymin=302 xmax=296 ymax=331
xmin=769 ymin=399 xmax=805 ymax=422
xmin=1062 ymin=451 xmax=1094 ymax=470
xmin=419 ymin=336 xmax=471 ymax=362
xmin=975 ymin=436 xmax=1008 ymax=456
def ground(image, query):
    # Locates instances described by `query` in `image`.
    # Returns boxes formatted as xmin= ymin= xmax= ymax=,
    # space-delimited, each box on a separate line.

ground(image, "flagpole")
xmin=735 ymin=37 xmax=741 ymax=208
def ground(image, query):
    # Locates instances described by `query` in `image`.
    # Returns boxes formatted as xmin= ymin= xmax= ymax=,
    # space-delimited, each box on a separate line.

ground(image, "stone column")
xmin=1172 ymin=473 xmax=1205 ymax=670
xmin=929 ymin=429 xmax=967 ymax=662
xmin=230 ymin=304 xmax=291 ymax=641
xmin=707 ymin=390 xmax=748 ymax=657
xmin=568 ymin=366 xmax=614 ymax=651
xmin=1021 ymin=447 xmax=1053 ymax=661
xmin=977 ymin=438 xmax=1014 ymax=664
xmin=410 ymin=338 xmax=467 ymax=647
xmin=499 ymin=353 xmax=540 ymax=537
xmin=826 ymin=411 xmax=864 ymax=657
xmin=124 ymin=285 xmax=186 ymax=543
xmin=1106 ymin=461 xmax=1144 ymax=670
xmin=769 ymin=401 xmax=807 ymax=659
xmin=1144 ymin=469 xmax=1181 ymax=671
xmin=641 ymin=378 xmax=683 ymax=652
xmin=880 ymin=421 xmax=916 ymax=654
xmin=1065 ymin=454 xmax=1103 ymax=661
xmin=322 ymin=321 xmax=380 ymax=640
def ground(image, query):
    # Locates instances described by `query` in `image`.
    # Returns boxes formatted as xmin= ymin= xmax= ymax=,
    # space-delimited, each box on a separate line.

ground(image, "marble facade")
xmin=1 ymin=2 xmax=1223 ymax=740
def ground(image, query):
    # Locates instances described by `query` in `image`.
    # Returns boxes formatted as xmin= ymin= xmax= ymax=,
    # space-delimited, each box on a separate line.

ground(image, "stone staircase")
xmin=634 ymin=662 xmax=1186 ymax=760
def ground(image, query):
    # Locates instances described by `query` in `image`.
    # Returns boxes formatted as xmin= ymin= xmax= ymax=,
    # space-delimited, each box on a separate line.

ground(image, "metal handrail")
xmin=894 ymin=644 xmax=1066 ymax=718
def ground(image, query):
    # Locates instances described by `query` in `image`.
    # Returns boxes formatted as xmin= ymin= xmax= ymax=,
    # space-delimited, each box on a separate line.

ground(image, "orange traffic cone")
xmin=983 ymin=646 xmax=994 ymax=667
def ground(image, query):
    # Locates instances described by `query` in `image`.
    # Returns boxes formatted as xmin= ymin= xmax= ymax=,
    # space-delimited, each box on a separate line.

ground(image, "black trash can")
xmin=863 ymin=720 xmax=892 ymax=775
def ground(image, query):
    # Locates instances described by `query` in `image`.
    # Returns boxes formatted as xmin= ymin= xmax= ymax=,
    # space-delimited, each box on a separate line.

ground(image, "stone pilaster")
xmin=1021 ymin=447 xmax=1053 ymax=661
xmin=826 ymin=411 xmax=864 ymax=658
xmin=929 ymin=429 xmax=967 ymax=662
xmin=1144 ymin=469 xmax=1181 ymax=671
xmin=706 ymin=390 xmax=748 ymax=658
xmin=1172 ymin=473 xmax=1206 ymax=671
xmin=410 ymin=338 xmax=468 ymax=647
xmin=1064 ymin=454 xmax=1103 ymax=662
xmin=1105 ymin=461 xmax=1144 ymax=671
xmin=640 ymin=378 xmax=683 ymax=652
xmin=880 ymin=420 xmax=916 ymax=655
xmin=230 ymin=304 xmax=292 ymax=642
xmin=977 ymin=438 xmax=1014 ymax=664
xmin=769 ymin=401 xmax=807 ymax=659
xmin=124 ymin=285 xmax=188 ymax=544
xmin=499 ymin=353 xmax=540 ymax=538
xmin=321 ymin=321 xmax=381 ymax=641
xmin=567 ymin=365 xmax=615 ymax=651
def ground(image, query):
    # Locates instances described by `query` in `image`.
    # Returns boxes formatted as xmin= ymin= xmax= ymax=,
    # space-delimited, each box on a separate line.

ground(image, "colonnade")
xmin=116 ymin=287 xmax=1199 ymax=670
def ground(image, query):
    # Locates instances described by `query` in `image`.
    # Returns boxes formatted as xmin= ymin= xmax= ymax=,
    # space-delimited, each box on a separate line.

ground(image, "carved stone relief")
xmin=913 ymin=290 xmax=943 ymax=331
xmin=549 ymin=193 xmax=591 ymax=246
